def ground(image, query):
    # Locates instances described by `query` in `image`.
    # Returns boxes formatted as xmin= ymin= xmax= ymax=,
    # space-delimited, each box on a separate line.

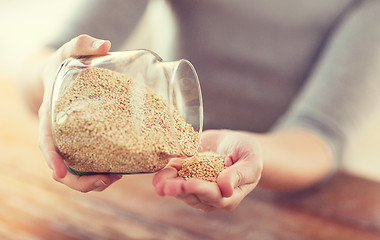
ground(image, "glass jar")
xmin=50 ymin=50 xmax=203 ymax=175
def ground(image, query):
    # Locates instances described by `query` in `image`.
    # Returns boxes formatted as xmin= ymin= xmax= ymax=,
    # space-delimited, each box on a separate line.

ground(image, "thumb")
xmin=59 ymin=34 xmax=111 ymax=61
xmin=42 ymin=34 xmax=111 ymax=91
xmin=217 ymin=165 xmax=243 ymax=198
xmin=217 ymin=153 xmax=263 ymax=198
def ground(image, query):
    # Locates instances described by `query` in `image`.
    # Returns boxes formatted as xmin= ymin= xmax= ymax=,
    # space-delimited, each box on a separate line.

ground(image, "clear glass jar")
xmin=50 ymin=50 xmax=203 ymax=175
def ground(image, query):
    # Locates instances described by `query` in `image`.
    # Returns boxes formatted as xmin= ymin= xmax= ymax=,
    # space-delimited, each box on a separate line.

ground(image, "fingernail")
xmin=92 ymin=40 xmax=105 ymax=49
xmin=94 ymin=180 xmax=107 ymax=188
xmin=225 ymin=155 xmax=233 ymax=167
xmin=110 ymin=175 xmax=122 ymax=183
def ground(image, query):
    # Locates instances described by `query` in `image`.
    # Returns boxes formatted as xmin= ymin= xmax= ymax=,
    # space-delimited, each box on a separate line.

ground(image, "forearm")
xmin=259 ymin=1 xmax=380 ymax=193
xmin=256 ymin=128 xmax=334 ymax=191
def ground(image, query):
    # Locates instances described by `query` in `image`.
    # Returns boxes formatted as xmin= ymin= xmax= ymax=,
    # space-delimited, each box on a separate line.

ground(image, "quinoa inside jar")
xmin=50 ymin=51 xmax=203 ymax=175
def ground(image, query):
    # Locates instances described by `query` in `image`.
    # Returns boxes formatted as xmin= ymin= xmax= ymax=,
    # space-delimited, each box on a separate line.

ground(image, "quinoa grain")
xmin=53 ymin=67 xmax=199 ymax=174
xmin=178 ymin=151 xmax=226 ymax=182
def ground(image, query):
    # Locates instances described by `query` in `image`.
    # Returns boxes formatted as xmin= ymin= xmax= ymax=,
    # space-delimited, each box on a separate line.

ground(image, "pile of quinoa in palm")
xmin=53 ymin=67 xmax=199 ymax=174
xmin=178 ymin=151 xmax=226 ymax=182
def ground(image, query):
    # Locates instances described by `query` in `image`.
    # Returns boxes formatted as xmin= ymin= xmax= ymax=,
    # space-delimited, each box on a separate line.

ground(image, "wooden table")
xmin=1 ymin=79 xmax=380 ymax=240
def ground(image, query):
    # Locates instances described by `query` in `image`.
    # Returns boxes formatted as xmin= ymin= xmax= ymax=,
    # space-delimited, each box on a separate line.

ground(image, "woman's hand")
xmin=153 ymin=129 xmax=263 ymax=212
xmin=38 ymin=34 xmax=122 ymax=192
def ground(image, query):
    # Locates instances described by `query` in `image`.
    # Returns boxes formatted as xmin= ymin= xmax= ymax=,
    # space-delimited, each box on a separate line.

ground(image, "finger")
xmin=58 ymin=34 xmax=111 ymax=61
xmin=53 ymin=172 xmax=122 ymax=193
xmin=178 ymin=179 xmax=230 ymax=211
xmin=153 ymin=167 xmax=177 ymax=187
xmin=153 ymin=158 xmax=183 ymax=184
xmin=216 ymin=134 xmax=263 ymax=198
xmin=182 ymin=178 xmax=223 ymax=205
xmin=217 ymin=156 xmax=262 ymax=198
xmin=162 ymin=178 xmax=186 ymax=196
xmin=41 ymin=35 xmax=111 ymax=92
xmin=176 ymin=193 xmax=217 ymax=212
xmin=152 ymin=158 xmax=183 ymax=191
xmin=38 ymin=101 xmax=67 ymax=178
xmin=153 ymin=170 xmax=180 ymax=196
xmin=93 ymin=175 xmax=123 ymax=192
xmin=48 ymin=150 xmax=67 ymax=179
xmin=234 ymin=182 xmax=258 ymax=201
xmin=180 ymin=177 xmax=254 ymax=211
xmin=165 ymin=158 xmax=184 ymax=171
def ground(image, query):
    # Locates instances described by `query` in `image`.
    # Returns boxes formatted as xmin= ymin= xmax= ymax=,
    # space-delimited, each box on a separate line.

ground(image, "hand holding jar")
xmin=38 ymin=35 xmax=121 ymax=192
xmin=40 ymin=35 xmax=204 ymax=192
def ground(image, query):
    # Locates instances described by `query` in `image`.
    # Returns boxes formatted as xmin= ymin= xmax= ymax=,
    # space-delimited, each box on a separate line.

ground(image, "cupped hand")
xmin=153 ymin=129 xmax=263 ymax=212
xmin=38 ymin=34 xmax=122 ymax=192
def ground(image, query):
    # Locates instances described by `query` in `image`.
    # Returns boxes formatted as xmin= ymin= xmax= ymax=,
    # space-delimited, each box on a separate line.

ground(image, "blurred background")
xmin=0 ymin=0 xmax=79 ymax=75
xmin=0 ymin=1 xmax=379 ymax=239
xmin=0 ymin=0 xmax=379 ymax=182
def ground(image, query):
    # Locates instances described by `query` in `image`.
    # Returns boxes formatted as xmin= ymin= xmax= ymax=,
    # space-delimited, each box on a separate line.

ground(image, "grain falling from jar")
xmin=178 ymin=151 xmax=227 ymax=182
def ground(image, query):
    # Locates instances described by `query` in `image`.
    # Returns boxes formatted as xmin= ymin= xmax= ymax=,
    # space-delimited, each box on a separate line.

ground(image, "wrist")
xmin=257 ymin=128 xmax=334 ymax=191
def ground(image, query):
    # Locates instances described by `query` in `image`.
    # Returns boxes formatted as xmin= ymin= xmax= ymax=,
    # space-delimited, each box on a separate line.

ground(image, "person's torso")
xmin=169 ymin=0 xmax=354 ymax=132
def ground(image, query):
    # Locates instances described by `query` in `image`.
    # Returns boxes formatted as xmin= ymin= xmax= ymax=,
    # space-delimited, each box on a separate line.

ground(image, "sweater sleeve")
xmin=273 ymin=0 xmax=380 ymax=166
xmin=46 ymin=0 xmax=148 ymax=51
